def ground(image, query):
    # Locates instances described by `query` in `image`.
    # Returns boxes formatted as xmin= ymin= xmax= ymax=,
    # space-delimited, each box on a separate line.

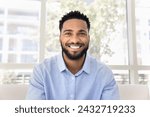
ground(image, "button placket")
xmin=69 ymin=75 xmax=76 ymax=100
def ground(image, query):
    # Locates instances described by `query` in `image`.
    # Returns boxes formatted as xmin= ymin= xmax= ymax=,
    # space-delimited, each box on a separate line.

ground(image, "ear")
xmin=88 ymin=35 xmax=90 ymax=41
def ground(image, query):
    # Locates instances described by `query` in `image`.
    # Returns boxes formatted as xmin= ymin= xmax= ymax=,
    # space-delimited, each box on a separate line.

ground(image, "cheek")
xmin=84 ymin=38 xmax=90 ymax=44
xmin=59 ymin=36 xmax=64 ymax=43
xmin=60 ymin=36 xmax=70 ymax=44
xmin=60 ymin=38 xmax=67 ymax=47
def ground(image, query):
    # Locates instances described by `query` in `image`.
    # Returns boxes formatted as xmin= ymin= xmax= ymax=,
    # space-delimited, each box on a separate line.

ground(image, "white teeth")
xmin=69 ymin=45 xmax=80 ymax=49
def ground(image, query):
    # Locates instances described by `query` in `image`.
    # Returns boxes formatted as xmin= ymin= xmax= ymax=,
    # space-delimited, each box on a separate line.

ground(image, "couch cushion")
xmin=0 ymin=84 xmax=28 ymax=100
xmin=118 ymin=84 xmax=150 ymax=100
xmin=0 ymin=84 xmax=149 ymax=100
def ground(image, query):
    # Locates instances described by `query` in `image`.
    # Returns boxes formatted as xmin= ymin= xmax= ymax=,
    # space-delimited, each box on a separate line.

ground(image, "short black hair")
xmin=59 ymin=10 xmax=90 ymax=31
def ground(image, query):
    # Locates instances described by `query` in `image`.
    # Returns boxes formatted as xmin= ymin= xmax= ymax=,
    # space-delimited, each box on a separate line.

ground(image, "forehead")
xmin=62 ymin=19 xmax=88 ymax=31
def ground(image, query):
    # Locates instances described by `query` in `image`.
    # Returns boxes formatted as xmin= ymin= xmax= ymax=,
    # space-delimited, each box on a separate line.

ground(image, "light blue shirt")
xmin=26 ymin=53 xmax=119 ymax=100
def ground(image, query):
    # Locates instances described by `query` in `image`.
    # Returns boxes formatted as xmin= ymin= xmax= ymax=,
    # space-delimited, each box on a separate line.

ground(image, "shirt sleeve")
xmin=26 ymin=65 xmax=46 ymax=100
xmin=101 ymin=70 xmax=120 ymax=100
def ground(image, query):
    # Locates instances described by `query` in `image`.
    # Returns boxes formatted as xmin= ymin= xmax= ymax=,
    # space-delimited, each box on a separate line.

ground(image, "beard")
xmin=60 ymin=42 xmax=89 ymax=60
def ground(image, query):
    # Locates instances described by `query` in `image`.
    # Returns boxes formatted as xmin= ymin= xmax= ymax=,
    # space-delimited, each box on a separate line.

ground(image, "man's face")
xmin=60 ymin=19 xmax=90 ymax=60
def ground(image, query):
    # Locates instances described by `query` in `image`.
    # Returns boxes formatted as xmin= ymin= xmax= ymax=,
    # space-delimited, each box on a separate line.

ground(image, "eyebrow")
xmin=79 ymin=30 xmax=87 ymax=33
xmin=62 ymin=29 xmax=73 ymax=33
xmin=63 ymin=29 xmax=87 ymax=33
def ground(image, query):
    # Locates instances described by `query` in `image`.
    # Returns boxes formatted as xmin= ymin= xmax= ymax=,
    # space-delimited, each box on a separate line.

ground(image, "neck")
xmin=63 ymin=53 xmax=86 ymax=74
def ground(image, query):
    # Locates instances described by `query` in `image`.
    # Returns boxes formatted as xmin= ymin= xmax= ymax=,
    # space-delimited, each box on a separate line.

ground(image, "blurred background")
xmin=0 ymin=0 xmax=150 ymax=85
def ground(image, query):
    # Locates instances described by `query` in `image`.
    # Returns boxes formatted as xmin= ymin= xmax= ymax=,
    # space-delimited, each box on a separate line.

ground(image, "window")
xmin=0 ymin=0 xmax=150 ymax=85
xmin=0 ymin=0 xmax=41 ymax=84
xmin=0 ymin=38 xmax=2 ymax=50
xmin=136 ymin=0 xmax=150 ymax=65
xmin=135 ymin=0 xmax=150 ymax=83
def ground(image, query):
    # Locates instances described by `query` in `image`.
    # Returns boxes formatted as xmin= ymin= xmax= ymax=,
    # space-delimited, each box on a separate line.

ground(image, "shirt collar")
xmin=57 ymin=53 xmax=66 ymax=72
xmin=82 ymin=54 xmax=90 ymax=74
xmin=57 ymin=53 xmax=91 ymax=74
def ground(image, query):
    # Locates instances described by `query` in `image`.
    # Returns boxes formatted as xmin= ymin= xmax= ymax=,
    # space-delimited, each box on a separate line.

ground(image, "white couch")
xmin=118 ymin=84 xmax=150 ymax=100
xmin=0 ymin=84 xmax=28 ymax=100
xmin=0 ymin=84 xmax=149 ymax=100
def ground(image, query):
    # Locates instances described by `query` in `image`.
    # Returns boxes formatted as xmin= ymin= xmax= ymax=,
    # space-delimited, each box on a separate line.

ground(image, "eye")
xmin=64 ymin=32 xmax=72 ymax=36
xmin=79 ymin=32 xmax=87 ymax=36
xmin=81 ymin=32 xmax=86 ymax=35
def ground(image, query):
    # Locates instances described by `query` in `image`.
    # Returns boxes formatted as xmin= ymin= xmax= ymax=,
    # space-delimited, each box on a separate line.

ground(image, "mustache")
xmin=65 ymin=42 xmax=85 ymax=47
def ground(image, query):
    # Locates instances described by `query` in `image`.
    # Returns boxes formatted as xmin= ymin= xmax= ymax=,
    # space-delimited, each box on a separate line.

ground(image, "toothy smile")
xmin=69 ymin=45 xmax=81 ymax=49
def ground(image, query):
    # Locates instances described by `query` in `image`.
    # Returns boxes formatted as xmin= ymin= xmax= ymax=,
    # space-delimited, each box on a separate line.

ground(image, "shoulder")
xmin=34 ymin=54 xmax=58 ymax=72
xmin=88 ymin=55 xmax=114 ymax=86
xmin=88 ymin=55 xmax=113 ymax=76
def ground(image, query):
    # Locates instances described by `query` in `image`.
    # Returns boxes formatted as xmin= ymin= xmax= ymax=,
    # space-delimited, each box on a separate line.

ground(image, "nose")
xmin=70 ymin=34 xmax=80 ymax=43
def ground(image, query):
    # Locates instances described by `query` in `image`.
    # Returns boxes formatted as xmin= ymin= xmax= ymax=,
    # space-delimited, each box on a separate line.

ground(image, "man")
xmin=26 ymin=11 xmax=119 ymax=100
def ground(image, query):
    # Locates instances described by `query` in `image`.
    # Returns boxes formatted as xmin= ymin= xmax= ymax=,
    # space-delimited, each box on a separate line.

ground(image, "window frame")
xmin=0 ymin=0 xmax=150 ymax=84
xmin=110 ymin=0 xmax=150 ymax=84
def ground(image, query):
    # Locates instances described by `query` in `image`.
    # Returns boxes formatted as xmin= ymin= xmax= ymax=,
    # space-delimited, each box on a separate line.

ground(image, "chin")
xmin=61 ymin=43 xmax=89 ymax=60
xmin=63 ymin=50 xmax=87 ymax=60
